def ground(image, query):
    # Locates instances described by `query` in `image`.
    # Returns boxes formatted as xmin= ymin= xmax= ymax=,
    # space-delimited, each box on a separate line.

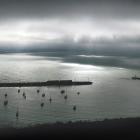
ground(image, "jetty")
xmin=132 ymin=75 xmax=140 ymax=80
xmin=0 ymin=80 xmax=92 ymax=87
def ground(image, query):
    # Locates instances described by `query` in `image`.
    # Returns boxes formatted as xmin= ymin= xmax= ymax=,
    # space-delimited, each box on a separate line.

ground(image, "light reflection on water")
xmin=0 ymin=53 xmax=140 ymax=127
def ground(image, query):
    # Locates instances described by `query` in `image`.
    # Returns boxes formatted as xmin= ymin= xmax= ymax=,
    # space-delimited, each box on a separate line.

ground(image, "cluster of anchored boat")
xmin=2 ymin=87 xmax=81 ymax=119
xmin=0 ymin=80 xmax=92 ymax=120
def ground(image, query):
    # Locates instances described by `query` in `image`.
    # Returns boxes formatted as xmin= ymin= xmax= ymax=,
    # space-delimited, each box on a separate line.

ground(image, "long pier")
xmin=0 ymin=80 xmax=92 ymax=87
xmin=132 ymin=76 xmax=140 ymax=80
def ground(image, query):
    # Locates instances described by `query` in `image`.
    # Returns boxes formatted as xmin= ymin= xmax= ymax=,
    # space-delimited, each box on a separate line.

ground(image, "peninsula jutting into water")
xmin=0 ymin=80 xmax=92 ymax=87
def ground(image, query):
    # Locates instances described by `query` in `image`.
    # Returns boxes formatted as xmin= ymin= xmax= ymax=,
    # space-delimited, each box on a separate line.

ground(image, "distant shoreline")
xmin=1 ymin=117 xmax=140 ymax=138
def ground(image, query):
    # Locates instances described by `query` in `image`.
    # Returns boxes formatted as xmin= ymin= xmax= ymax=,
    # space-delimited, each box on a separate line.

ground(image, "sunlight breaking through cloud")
xmin=0 ymin=19 xmax=140 ymax=46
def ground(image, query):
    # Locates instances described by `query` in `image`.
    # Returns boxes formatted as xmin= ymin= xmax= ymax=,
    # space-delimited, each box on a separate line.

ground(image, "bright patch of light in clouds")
xmin=0 ymin=18 xmax=140 ymax=45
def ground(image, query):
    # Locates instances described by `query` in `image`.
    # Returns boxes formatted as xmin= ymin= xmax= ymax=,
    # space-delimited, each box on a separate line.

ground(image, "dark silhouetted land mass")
xmin=1 ymin=117 xmax=140 ymax=139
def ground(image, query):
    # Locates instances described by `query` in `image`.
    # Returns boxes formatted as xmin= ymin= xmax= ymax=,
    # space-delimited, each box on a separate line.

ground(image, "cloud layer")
xmin=0 ymin=0 xmax=140 ymax=57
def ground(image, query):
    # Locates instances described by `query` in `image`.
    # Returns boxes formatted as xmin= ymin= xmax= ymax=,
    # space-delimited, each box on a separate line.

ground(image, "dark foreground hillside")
xmin=1 ymin=118 xmax=140 ymax=139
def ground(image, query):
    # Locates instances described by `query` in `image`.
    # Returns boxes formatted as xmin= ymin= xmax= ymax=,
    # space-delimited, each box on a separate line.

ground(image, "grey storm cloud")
xmin=0 ymin=0 xmax=140 ymax=59
xmin=0 ymin=0 xmax=140 ymax=20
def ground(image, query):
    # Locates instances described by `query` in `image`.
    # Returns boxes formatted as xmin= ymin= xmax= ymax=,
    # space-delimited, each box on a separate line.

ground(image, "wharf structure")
xmin=132 ymin=75 xmax=140 ymax=80
xmin=0 ymin=80 xmax=92 ymax=87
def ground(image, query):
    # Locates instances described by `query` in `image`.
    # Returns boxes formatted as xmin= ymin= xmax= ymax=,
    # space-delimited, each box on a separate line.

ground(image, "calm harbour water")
xmin=0 ymin=53 xmax=140 ymax=127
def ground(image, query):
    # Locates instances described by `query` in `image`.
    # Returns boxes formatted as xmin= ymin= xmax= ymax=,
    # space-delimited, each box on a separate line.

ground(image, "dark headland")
xmin=1 ymin=117 xmax=140 ymax=139
xmin=0 ymin=80 xmax=92 ymax=87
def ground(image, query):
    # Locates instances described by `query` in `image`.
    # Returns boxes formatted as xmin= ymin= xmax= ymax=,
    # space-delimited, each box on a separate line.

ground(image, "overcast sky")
xmin=0 ymin=0 xmax=140 ymax=55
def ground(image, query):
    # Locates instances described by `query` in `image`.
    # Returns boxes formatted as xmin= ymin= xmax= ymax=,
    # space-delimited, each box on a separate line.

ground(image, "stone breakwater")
xmin=0 ymin=80 xmax=92 ymax=87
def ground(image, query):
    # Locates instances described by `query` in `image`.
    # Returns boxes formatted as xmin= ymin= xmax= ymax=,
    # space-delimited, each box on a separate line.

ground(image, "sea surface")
xmin=0 ymin=52 xmax=140 ymax=127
